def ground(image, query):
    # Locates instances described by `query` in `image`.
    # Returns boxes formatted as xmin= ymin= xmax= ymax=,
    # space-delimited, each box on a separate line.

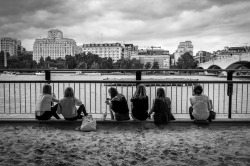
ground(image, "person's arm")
xmin=208 ymin=97 xmax=213 ymax=111
xmin=167 ymin=97 xmax=172 ymax=112
xmin=74 ymin=97 xmax=82 ymax=106
xmin=189 ymin=98 xmax=193 ymax=107
xmin=145 ymin=96 xmax=149 ymax=110
xmin=148 ymin=99 xmax=155 ymax=117
xmin=52 ymin=97 xmax=59 ymax=103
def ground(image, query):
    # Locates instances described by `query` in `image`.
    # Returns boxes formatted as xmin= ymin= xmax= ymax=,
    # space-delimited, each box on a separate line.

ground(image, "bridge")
xmin=198 ymin=53 xmax=250 ymax=70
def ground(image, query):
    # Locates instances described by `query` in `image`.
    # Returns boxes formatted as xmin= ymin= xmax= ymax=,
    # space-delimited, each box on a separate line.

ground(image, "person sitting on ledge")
xmin=149 ymin=88 xmax=175 ymax=126
xmin=130 ymin=84 xmax=149 ymax=121
xmin=57 ymin=87 xmax=88 ymax=121
xmin=189 ymin=85 xmax=213 ymax=123
xmin=35 ymin=84 xmax=61 ymax=120
xmin=105 ymin=87 xmax=130 ymax=121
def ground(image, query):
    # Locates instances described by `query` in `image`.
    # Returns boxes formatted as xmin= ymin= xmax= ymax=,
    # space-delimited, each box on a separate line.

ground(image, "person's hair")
xmin=133 ymin=84 xmax=147 ymax=99
xmin=108 ymin=87 xmax=118 ymax=99
xmin=43 ymin=84 xmax=52 ymax=95
xmin=64 ymin=87 xmax=75 ymax=98
xmin=193 ymin=85 xmax=203 ymax=95
xmin=156 ymin=88 xmax=166 ymax=100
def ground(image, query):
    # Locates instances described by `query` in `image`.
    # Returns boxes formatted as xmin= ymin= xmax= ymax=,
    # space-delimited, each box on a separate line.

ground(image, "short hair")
xmin=64 ymin=87 xmax=75 ymax=98
xmin=133 ymin=84 xmax=146 ymax=99
xmin=43 ymin=84 xmax=52 ymax=95
xmin=108 ymin=87 xmax=118 ymax=99
xmin=193 ymin=85 xmax=203 ymax=95
xmin=156 ymin=88 xmax=166 ymax=99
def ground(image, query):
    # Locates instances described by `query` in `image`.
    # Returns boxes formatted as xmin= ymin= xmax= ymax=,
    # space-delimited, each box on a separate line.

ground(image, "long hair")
xmin=156 ymin=88 xmax=166 ymax=100
xmin=193 ymin=85 xmax=203 ymax=95
xmin=108 ymin=87 xmax=118 ymax=99
xmin=133 ymin=84 xmax=146 ymax=99
xmin=43 ymin=84 xmax=52 ymax=95
xmin=64 ymin=87 xmax=75 ymax=98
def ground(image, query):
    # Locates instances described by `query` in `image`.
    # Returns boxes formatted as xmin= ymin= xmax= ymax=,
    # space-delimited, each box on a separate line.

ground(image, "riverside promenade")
xmin=0 ymin=69 xmax=250 ymax=166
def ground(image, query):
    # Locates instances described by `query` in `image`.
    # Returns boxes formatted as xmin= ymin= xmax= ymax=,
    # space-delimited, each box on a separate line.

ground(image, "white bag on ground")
xmin=80 ymin=115 xmax=96 ymax=131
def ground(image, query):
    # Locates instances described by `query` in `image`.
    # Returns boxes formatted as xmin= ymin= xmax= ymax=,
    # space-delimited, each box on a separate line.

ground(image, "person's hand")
xmin=52 ymin=93 xmax=56 ymax=98
xmin=148 ymin=114 xmax=151 ymax=119
xmin=105 ymin=100 xmax=110 ymax=105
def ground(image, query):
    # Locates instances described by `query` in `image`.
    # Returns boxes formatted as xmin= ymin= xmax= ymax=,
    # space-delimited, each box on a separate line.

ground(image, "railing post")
xmin=227 ymin=70 xmax=233 ymax=119
xmin=136 ymin=71 xmax=141 ymax=87
xmin=45 ymin=70 xmax=51 ymax=82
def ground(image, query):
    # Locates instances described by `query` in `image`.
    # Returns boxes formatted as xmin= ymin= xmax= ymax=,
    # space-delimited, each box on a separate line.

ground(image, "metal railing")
xmin=0 ymin=69 xmax=250 ymax=119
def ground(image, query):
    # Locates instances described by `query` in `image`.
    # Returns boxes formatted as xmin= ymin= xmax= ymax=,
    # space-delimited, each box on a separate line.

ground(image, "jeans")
xmin=189 ymin=106 xmax=212 ymax=122
xmin=36 ymin=104 xmax=60 ymax=120
xmin=65 ymin=104 xmax=88 ymax=121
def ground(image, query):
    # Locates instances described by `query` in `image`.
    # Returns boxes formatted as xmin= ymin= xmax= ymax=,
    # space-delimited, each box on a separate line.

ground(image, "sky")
xmin=0 ymin=0 xmax=250 ymax=54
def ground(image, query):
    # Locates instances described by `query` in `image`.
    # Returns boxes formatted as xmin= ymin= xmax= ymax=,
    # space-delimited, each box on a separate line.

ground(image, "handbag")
xmin=210 ymin=111 xmax=216 ymax=120
xmin=80 ymin=115 xmax=96 ymax=131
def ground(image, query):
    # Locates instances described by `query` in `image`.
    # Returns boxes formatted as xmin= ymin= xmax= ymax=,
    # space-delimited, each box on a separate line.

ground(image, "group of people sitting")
xmin=35 ymin=83 xmax=213 ymax=125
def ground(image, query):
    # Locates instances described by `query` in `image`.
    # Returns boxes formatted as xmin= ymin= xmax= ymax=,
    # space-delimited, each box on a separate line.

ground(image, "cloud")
xmin=0 ymin=0 xmax=250 ymax=53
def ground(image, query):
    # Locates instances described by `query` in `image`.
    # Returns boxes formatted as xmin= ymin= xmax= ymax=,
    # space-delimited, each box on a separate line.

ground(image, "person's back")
xmin=111 ymin=94 xmax=129 ymax=114
xmin=35 ymin=84 xmax=60 ymax=120
xmin=57 ymin=87 xmax=88 ymax=121
xmin=131 ymin=96 xmax=148 ymax=120
xmin=35 ymin=94 xmax=53 ymax=116
xmin=152 ymin=97 xmax=172 ymax=125
xmin=190 ymin=94 xmax=210 ymax=120
xmin=131 ymin=84 xmax=149 ymax=121
xmin=149 ymin=88 xmax=175 ymax=125
xmin=58 ymin=97 xmax=80 ymax=118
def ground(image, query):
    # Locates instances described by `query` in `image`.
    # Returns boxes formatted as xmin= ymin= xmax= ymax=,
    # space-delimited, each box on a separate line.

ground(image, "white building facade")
xmin=33 ymin=29 xmax=77 ymax=62
xmin=123 ymin=44 xmax=138 ymax=59
xmin=174 ymin=41 xmax=193 ymax=65
xmin=0 ymin=37 xmax=20 ymax=56
xmin=131 ymin=49 xmax=170 ymax=69
xmin=82 ymin=43 xmax=123 ymax=62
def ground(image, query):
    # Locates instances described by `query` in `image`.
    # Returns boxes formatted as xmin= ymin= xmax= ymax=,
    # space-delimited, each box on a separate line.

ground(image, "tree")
xmin=131 ymin=58 xmax=144 ymax=69
xmin=65 ymin=55 xmax=77 ymax=69
xmin=45 ymin=56 xmax=52 ymax=62
xmin=176 ymin=52 xmax=197 ymax=69
xmin=151 ymin=62 xmax=159 ymax=69
xmin=144 ymin=62 xmax=151 ymax=69
xmin=90 ymin=61 xmax=100 ymax=69
xmin=115 ymin=58 xmax=126 ymax=69
xmin=100 ymin=59 xmax=113 ymax=69
xmin=76 ymin=62 xmax=87 ymax=69
xmin=38 ymin=56 xmax=45 ymax=69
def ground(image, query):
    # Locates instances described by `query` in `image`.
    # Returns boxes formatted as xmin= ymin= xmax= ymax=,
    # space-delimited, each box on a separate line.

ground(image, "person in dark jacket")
xmin=105 ymin=87 xmax=130 ymax=121
xmin=130 ymin=84 xmax=148 ymax=121
xmin=149 ymin=88 xmax=175 ymax=125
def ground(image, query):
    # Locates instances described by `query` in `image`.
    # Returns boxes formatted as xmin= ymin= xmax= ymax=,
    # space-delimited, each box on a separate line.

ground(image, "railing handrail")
xmin=1 ymin=80 xmax=250 ymax=84
xmin=1 ymin=69 xmax=250 ymax=72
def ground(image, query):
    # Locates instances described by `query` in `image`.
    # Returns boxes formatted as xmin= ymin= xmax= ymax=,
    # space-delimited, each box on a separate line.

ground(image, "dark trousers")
xmin=189 ymin=106 xmax=212 ymax=122
xmin=36 ymin=104 xmax=60 ymax=120
xmin=65 ymin=104 xmax=88 ymax=121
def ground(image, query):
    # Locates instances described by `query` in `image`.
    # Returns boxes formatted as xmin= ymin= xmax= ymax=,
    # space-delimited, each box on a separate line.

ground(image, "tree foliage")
xmin=151 ymin=62 xmax=159 ymax=69
xmin=176 ymin=52 xmax=198 ymax=69
xmin=144 ymin=62 xmax=151 ymax=69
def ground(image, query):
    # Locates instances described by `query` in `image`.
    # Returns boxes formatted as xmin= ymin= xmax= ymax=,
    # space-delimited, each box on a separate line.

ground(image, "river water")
xmin=0 ymin=73 xmax=249 ymax=118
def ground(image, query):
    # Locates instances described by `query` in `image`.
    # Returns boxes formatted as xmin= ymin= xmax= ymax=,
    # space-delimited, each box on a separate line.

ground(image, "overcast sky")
xmin=0 ymin=0 xmax=250 ymax=54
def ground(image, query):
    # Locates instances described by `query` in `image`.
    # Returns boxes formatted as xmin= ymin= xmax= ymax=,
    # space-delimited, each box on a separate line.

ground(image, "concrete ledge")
xmin=0 ymin=118 xmax=250 ymax=130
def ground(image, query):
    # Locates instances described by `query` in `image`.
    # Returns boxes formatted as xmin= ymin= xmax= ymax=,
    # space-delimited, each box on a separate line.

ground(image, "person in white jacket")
xmin=35 ymin=84 xmax=60 ymax=120
xmin=57 ymin=87 xmax=88 ymax=121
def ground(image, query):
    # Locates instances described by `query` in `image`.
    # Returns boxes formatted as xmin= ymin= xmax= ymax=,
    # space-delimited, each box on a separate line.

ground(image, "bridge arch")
xmin=226 ymin=61 xmax=250 ymax=69
xmin=208 ymin=65 xmax=221 ymax=69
